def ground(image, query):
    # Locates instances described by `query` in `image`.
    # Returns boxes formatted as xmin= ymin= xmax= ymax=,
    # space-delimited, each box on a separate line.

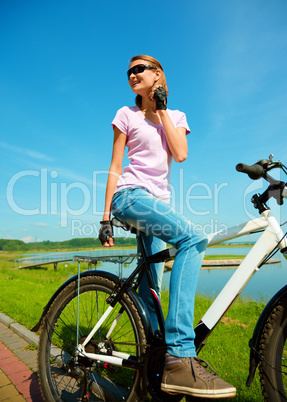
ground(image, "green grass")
xmin=0 ymin=251 xmax=83 ymax=328
xmin=0 ymin=251 xmax=265 ymax=400
xmin=204 ymin=255 xmax=245 ymax=260
xmin=25 ymin=343 xmax=37 ymax=351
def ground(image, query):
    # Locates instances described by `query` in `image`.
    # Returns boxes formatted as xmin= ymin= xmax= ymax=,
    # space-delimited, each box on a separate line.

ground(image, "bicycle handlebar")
xmin=236 ymin=157 xmax=287 ymax=205
xmin=236 ymin=163 xmax=265 ymax=180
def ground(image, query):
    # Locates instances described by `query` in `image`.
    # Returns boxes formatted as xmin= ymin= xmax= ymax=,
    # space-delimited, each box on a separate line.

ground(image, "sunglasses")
xmin=127 ymin=64 xmax=157 ymax=79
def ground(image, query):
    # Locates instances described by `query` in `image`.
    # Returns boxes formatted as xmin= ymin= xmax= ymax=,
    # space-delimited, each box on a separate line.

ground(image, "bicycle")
xmin=34 ymin=154 xmax=287 ymax=401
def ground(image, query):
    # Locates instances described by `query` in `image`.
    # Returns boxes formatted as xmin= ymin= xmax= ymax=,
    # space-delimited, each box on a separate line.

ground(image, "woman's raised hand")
xmin=149 ymin=85 xmax=167 ymax=110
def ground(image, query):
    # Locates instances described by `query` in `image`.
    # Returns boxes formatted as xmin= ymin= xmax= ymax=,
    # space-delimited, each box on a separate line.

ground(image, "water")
xmin=205 ymin=247 xmax=286 ymax=301
xmin=94 ymin=246 xmax=286 ymax=302
xmin=22 ymin=246 xmax=286 ymax=302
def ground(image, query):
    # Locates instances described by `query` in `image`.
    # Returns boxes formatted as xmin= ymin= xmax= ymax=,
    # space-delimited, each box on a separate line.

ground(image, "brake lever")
xmin=266 ymin=154 xmax=286 ymax=173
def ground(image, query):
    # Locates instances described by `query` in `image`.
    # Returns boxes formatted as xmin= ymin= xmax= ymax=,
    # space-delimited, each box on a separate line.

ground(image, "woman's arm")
xmin=101 ymin=126 xmax=126 ymax=246
xmin=157 ymin=110 xmax=188 ymax=163
xmin=151 ymin=86 xmax=188 ymax=163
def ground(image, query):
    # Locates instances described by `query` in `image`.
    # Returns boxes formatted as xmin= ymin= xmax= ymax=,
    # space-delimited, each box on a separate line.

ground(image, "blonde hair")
xmin=130 ymin=55 xmax=168 ymax=107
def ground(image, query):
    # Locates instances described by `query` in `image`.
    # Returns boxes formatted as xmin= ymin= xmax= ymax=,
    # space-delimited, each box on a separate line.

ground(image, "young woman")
xmin=99 ymin=55 xmax=236 ymax=399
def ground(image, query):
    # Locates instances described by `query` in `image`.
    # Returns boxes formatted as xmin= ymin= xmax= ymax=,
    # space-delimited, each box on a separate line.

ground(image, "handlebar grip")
xmin=236 ymin=163 xmax=265 ymax=180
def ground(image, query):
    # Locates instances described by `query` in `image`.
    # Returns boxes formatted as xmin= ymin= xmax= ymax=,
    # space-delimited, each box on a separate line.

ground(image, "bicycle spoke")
xmin=38 ymin=275 xmax=147 ymax=401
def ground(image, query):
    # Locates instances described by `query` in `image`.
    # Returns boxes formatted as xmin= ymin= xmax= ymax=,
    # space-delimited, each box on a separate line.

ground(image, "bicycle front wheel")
xmin=38 ymin=274 xmax=147 ymax=401
xmin=259 ymin=292 xmax=287 ymax=401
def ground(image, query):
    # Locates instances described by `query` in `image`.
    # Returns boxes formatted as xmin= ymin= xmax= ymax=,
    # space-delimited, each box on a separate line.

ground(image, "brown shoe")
xmin=161 ymin=356 xmax=236 ymax=399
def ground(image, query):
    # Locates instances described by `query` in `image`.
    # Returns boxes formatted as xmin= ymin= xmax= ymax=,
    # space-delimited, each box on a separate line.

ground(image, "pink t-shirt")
xmin=112 ymin=106 xmax=190 ymax=204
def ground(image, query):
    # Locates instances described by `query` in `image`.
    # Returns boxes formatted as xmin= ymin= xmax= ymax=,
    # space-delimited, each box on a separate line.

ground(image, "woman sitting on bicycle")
xmin=99 ymin=54 xmax=236 ymax=399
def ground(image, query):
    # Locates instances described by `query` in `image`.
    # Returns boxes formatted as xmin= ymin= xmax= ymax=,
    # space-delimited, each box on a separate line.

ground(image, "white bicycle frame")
xmin=76 ymin=208 xmax=287 ymax=367
xmin=201 ymin=209 xmax=287 ymax=331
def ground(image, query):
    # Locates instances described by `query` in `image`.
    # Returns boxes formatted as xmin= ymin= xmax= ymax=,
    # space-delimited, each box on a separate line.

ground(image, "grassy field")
xmin=0 ymin=251 xmax=265 ymax=400
xmin=204 ymin=255 xmax=245 ymax=259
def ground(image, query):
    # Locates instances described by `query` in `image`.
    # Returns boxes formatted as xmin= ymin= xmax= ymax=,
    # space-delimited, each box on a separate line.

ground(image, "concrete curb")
xmin=0 ymin=312 xmax=39 ymax=347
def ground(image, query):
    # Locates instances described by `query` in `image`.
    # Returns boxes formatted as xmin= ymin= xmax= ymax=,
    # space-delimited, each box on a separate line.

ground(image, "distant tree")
xmin=0 ymin=237 xmax=137 ymax=252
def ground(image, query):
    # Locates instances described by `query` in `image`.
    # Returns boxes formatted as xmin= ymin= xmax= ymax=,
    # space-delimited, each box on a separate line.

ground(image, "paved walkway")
xmin=0 ymin=314 xmax=43 ymax=401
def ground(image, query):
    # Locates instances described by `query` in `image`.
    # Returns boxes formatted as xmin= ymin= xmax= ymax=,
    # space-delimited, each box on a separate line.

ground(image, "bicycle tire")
xmin=38 ymin=274 xmax=147 ymax=401
xmin=259 ymin=292 xmax=287 ymax=401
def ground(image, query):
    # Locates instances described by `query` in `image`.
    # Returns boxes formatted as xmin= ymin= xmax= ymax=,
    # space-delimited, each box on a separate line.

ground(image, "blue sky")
xmin=1 ymin=0 xmax=287 ymax=243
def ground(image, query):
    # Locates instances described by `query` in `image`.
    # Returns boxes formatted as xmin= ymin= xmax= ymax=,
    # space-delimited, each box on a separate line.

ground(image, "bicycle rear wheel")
xmin=38 ymin=274 xmax=147 ymax=401
xmin=259 ymin=292 xmax=287 ymax=401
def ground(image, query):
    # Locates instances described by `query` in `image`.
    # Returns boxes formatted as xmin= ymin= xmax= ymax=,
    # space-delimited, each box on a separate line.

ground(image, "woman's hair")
xmin=130 ymin=55 xmax=168 ymax=108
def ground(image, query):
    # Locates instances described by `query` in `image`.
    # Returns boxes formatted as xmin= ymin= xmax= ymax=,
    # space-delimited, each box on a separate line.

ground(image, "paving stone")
xmin=8 ymin=339 xmax=29 ymax=353
xmin=26 ymin=361 xmax=38 ymax=372
xmin=5 ymin=396 xmax=26 ymax=402
xmin=0 ymin=348 xmax=18 ymax=361
xmin=0 ymin=342 xmax=7 ymax=351
xmin=0 ymin=370 xmax=10 ymax=387
xmin=0 ymin=317 xmax=43 ymax=401
xmin=0 ymin=328 xmax=12 ymax=337
xmin=0 ymin=336 xmax=22 ymax=349
xmin=0 ymin=313 xmax=16 ymax=328
xmin=0 ymin=355 xmax=20 ymax=367
xmin=11 ymin=323 xmax=39 ymax=347
xmin=16 ymin=377 xmax=42 ymax=400
xmin=1 ymin=360 xmax=29 ymax=376
xmin=7 ymin=369 xmax=35 ymax=386
xmin=16 ymin=349 xmax=38 ymax=365
xmin=0 ymin=383 xmax=22 ymax=400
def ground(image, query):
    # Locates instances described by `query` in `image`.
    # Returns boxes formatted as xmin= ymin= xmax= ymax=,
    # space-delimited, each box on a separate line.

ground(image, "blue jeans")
xmin=111 ymin=186 xmax=208 ymax=358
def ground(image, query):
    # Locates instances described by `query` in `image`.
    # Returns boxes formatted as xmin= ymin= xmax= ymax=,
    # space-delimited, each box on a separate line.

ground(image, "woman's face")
xmin=128 ymin=59 xmax=160 ymax=95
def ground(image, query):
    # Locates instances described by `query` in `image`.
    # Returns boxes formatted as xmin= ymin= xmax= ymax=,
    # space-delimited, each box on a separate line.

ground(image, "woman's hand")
xmin=149 ymin=85 xmax=167 ymax=110
xmin=99 ymin=220 xmax=114 ymax=247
